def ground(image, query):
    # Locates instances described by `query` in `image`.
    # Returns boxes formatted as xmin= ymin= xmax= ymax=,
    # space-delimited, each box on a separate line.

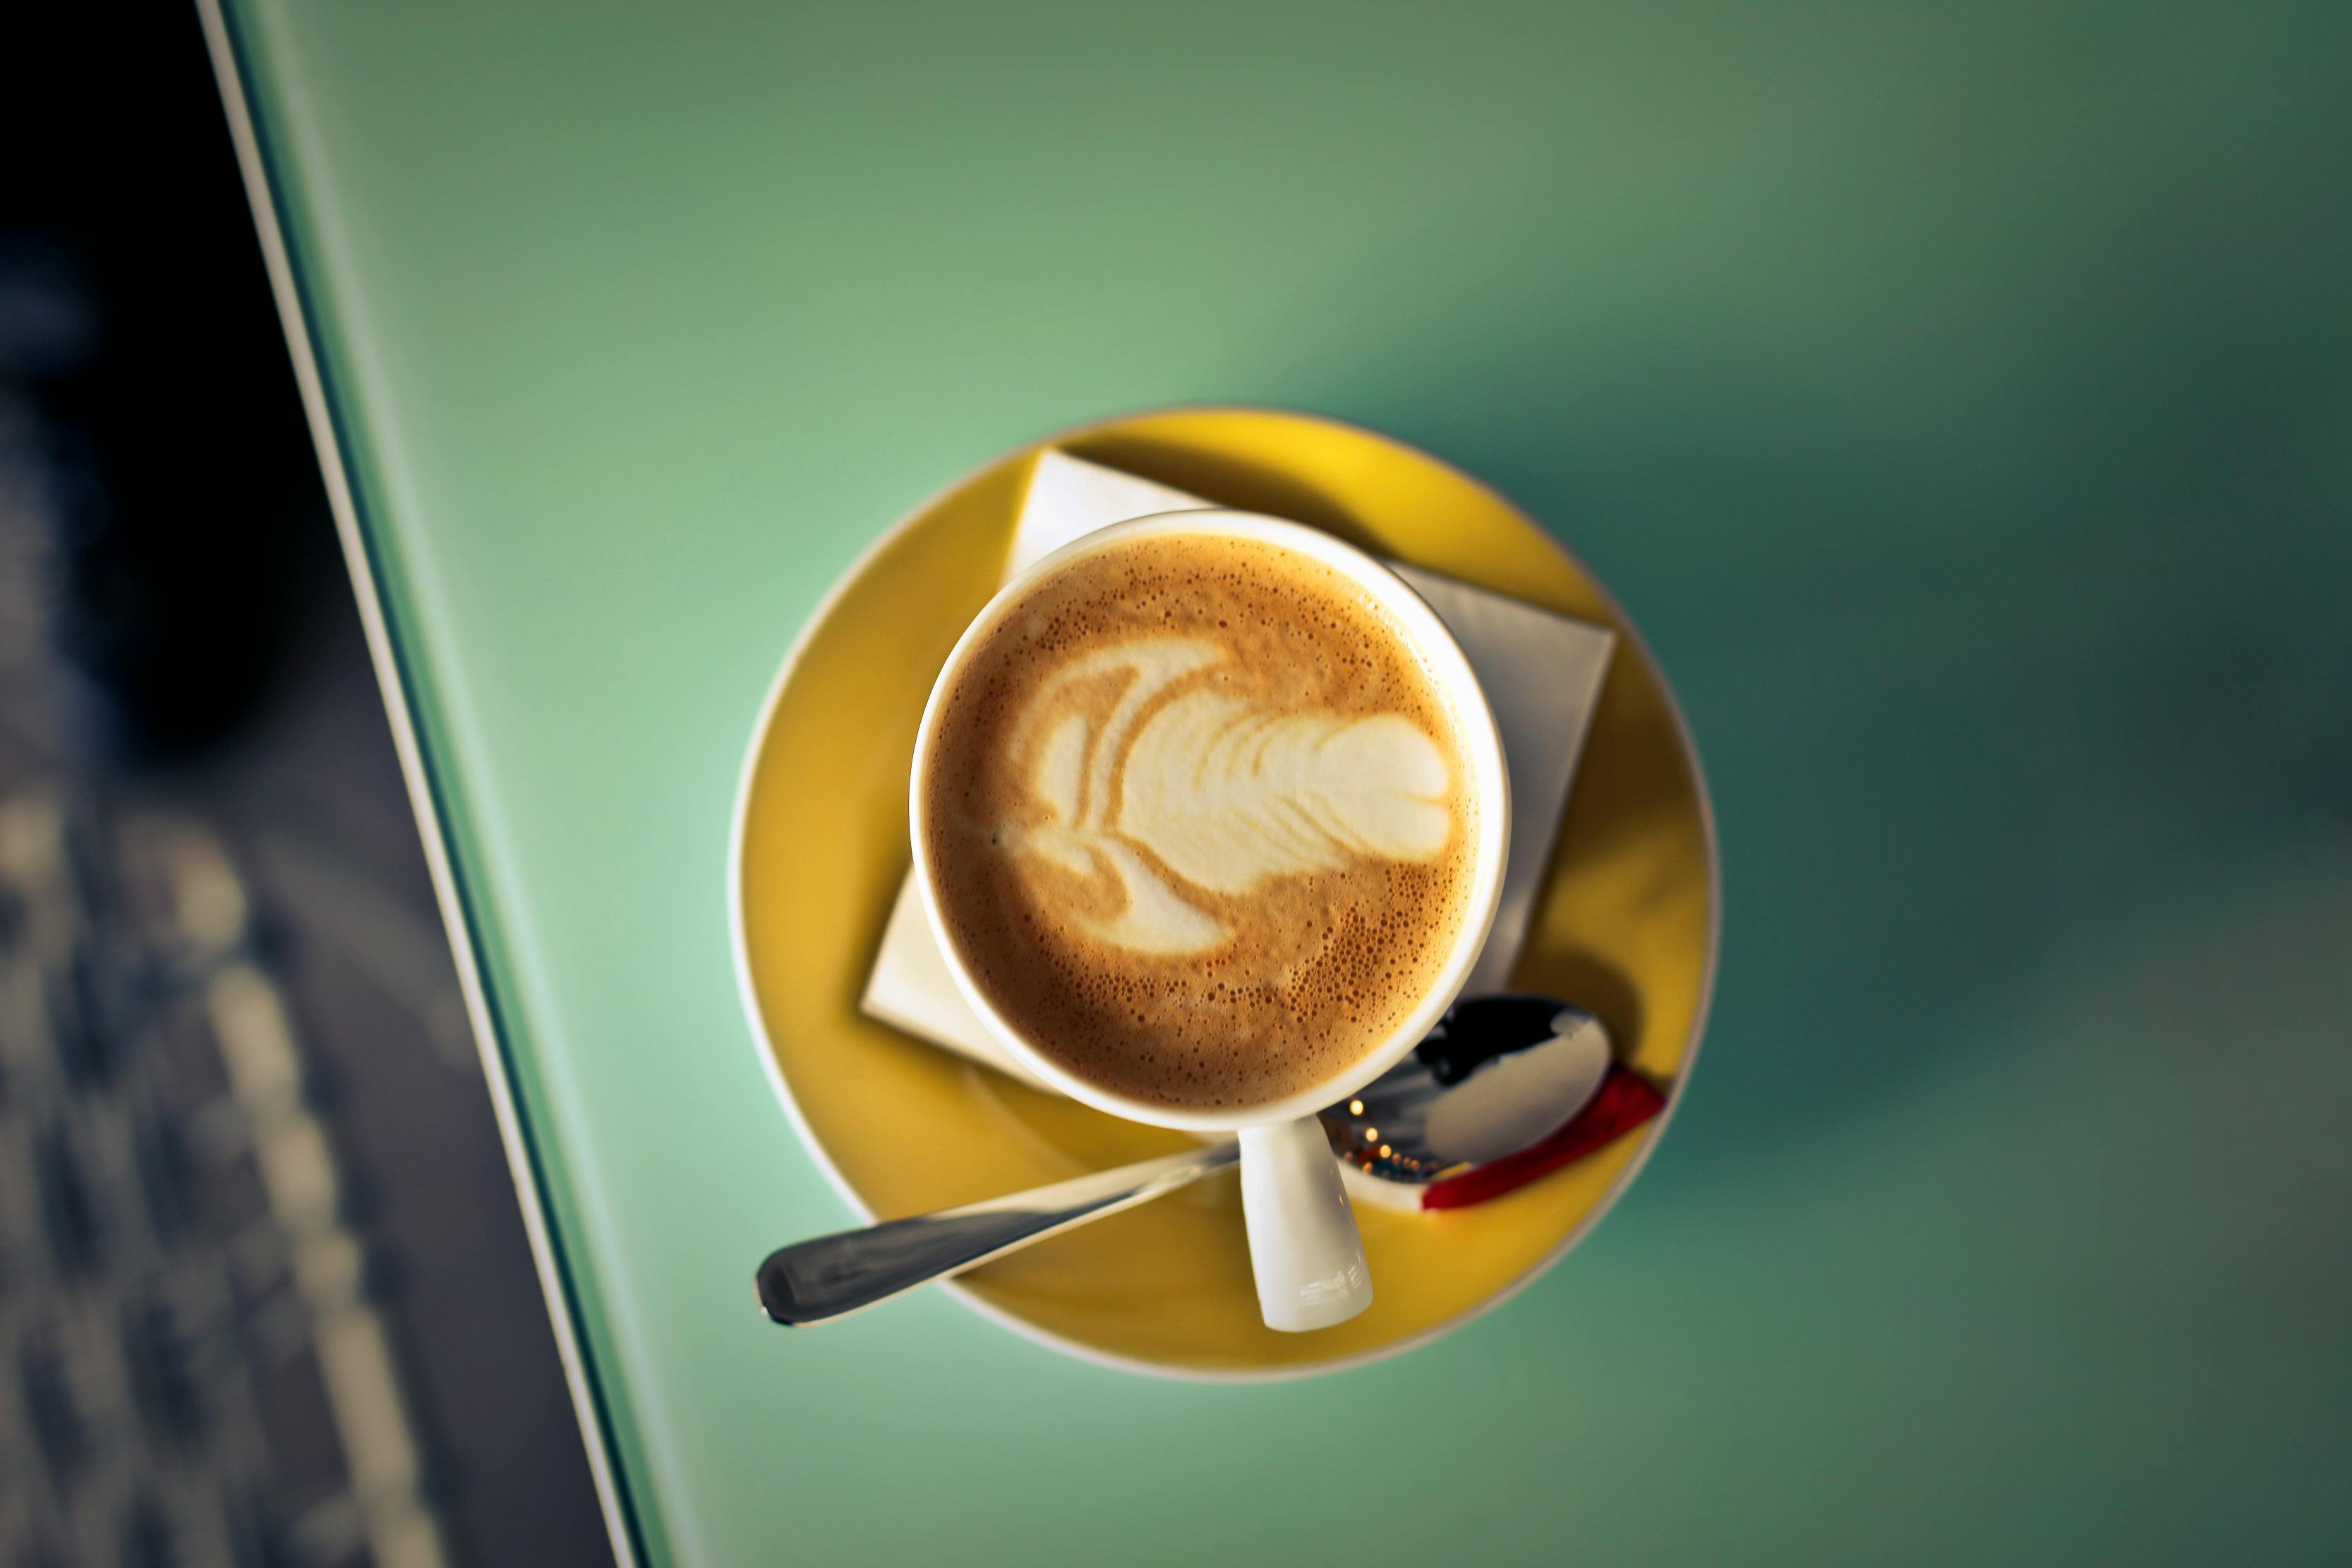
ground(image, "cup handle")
xmin=1238 ymin=1116 xmax=1371 ymax=1332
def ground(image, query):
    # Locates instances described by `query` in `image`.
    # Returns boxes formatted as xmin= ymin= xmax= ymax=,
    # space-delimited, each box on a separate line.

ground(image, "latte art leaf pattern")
xmin=1005 ymin=635 xmax=1454 ymax=956
xmin=1121 ymin=695 xmax=1452 ymax=893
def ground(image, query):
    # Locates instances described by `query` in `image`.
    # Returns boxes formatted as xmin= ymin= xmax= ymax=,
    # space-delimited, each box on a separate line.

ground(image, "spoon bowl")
xmin=1324 ymin=997 xmax=1613 ymax=1182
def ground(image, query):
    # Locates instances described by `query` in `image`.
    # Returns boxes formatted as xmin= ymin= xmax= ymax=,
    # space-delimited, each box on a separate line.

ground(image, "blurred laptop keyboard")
xmin=0 ymin=788 xmax=447 ymax=1568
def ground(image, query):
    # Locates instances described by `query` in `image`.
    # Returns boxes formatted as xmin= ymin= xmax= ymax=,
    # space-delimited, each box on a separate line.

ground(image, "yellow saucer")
xmin=730 ymin=408 xmax=1718 ymax=1379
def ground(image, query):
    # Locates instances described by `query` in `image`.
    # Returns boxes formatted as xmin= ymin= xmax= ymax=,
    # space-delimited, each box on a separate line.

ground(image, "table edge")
xmin=192 ymin=4 xmax=650 ymax=1562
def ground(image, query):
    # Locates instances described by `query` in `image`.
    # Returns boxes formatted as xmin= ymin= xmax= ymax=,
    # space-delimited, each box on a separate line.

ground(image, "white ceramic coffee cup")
xmin=909 ymin=511 xmax=1511 ymax=1332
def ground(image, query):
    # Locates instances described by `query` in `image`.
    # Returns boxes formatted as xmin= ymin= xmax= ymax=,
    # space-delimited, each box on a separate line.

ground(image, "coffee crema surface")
xmin=921 ymin=532 xmax=1480 ymax=1110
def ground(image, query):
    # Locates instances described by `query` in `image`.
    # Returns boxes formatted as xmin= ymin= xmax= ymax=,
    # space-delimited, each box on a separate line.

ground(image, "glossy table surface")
xmin=206 ymin=2 xmax=2351 ymax=1562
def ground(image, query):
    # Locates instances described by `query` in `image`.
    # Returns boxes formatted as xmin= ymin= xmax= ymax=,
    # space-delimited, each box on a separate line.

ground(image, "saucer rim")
xmin=726 ymin=403 xmax=1721 ymax=1382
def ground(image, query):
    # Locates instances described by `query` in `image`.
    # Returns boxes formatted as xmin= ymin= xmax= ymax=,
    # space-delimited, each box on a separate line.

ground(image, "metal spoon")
xmin=756 ymin=996 xmax=1611 ymax=1326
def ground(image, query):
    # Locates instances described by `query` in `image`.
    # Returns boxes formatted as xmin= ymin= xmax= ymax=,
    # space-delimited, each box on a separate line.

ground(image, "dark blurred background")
xmin=2 ymin=6 xmax=609 ymax=1564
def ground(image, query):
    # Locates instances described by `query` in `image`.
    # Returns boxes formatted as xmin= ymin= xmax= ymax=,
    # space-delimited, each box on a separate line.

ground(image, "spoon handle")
xmin=756 ymin=1142 xmax=1239 ymax=1325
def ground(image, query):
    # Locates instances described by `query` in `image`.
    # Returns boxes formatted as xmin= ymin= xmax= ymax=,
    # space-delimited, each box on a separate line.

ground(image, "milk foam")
xmin=922 ymin=532 xmax=1477 ymax=1109
xmin=1006 ymin=635 xmax=1453 ymax=955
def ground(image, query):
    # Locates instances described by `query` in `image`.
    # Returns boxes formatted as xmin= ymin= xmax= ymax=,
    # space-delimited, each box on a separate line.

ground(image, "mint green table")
xmin=203 ymin=2 xmax=2351 ymax=1562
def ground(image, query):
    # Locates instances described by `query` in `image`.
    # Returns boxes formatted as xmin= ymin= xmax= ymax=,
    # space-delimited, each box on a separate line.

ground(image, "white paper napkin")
xmin=862 ymin=451 xmax=1615 ymax=1091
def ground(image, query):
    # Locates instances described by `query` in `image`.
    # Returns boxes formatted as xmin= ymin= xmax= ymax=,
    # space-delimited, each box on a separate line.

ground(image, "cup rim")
xmin=907 ymin=508 xmax=1513 ymax=1133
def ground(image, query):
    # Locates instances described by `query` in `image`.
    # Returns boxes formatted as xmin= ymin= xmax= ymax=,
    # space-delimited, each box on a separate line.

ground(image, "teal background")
xmin=216 ymin=1 xmax=2349 ymax=1563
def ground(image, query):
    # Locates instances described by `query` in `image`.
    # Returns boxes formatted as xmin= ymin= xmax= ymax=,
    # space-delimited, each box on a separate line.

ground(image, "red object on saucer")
xmin=1419 ymin=1067 xmax=1667 ymax=1211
